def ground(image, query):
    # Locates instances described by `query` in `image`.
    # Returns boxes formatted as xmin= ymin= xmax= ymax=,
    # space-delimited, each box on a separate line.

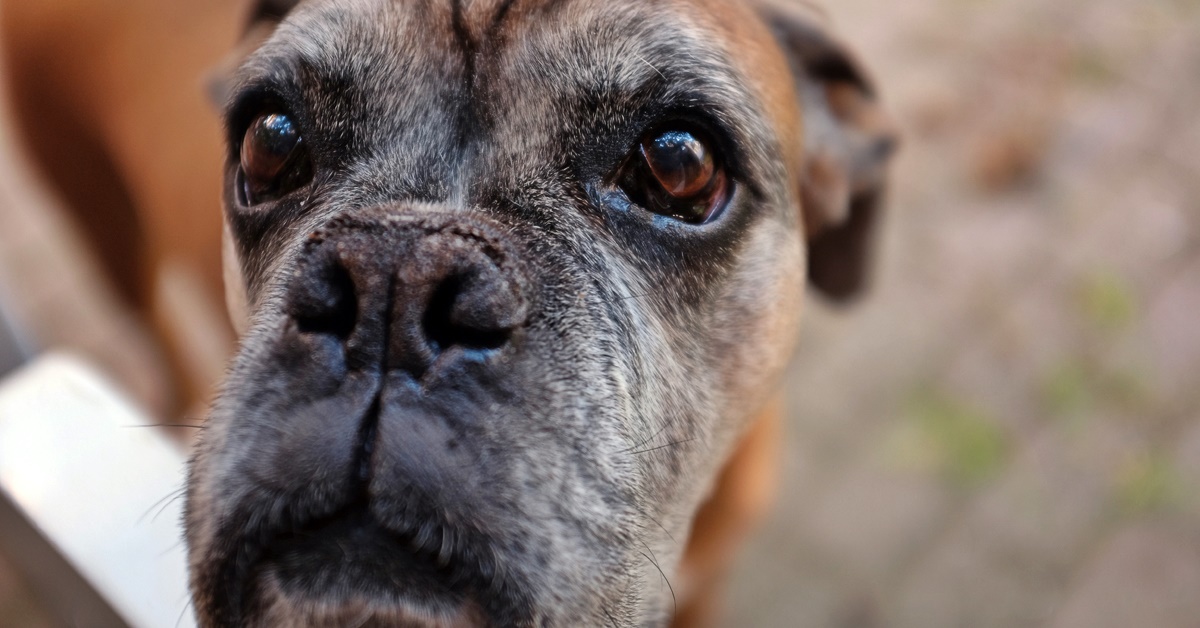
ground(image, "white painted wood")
xmin=0 ymin=353 xmax=195 ymax=628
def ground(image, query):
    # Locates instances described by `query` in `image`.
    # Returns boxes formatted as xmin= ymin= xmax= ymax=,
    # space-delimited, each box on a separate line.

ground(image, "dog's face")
xmin=185 ymin=0 xmax=893 ymax=625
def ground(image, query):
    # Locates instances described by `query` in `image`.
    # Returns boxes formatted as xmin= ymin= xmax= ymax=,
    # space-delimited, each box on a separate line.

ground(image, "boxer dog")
xmin=185 ymin=0 xmax=895 ymax=625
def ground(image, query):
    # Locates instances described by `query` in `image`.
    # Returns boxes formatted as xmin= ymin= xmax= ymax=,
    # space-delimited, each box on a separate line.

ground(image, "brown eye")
xmin=239 ymin=113 xmax=312 ymax=205
xmin=620 ymin=128 xmax=730 ymax=223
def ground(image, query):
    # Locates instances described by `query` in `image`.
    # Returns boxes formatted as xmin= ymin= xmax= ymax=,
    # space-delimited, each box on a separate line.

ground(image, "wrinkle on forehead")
xmin=253 ymin=0 xmax=450 ymax=72
xmin=452 ymin=0 xmax=517 ymax=43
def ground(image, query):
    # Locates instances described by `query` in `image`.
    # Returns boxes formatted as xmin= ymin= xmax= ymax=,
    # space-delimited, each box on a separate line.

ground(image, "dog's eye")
xmin=619 ymin=128 xmax=729 ymax=224
xmin=238 ymin=113 xmax=312 ymax=205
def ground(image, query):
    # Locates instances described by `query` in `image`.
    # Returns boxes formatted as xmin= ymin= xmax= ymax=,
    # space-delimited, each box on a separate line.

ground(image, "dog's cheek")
xmin=713 ymin=218 xmax=805 ymax=444
xmin=184 ymin=419 xmax=230 ymax=610
xmin=223 ymin=220 xmax=251 ymax=336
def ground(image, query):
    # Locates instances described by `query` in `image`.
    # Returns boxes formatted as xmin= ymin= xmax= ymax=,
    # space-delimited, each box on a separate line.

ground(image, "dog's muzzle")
xmin=196 ymin=208 xmax=542 ymax=625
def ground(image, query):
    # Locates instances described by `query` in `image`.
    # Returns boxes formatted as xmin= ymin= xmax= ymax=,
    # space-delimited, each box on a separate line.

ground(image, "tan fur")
xmin=675 ymin=398 xmax=782 ymax=627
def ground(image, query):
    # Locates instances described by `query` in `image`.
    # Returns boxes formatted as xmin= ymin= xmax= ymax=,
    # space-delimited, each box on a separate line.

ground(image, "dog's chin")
xmin=249 ymin=585 xmax=483 ymax=628
xmin=240 ymin=510 xmax=489 ymax=628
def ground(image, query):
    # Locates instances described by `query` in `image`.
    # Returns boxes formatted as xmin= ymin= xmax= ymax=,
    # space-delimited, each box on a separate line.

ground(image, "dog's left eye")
xmin=238 ymin=112 xmax=313 ymax=206
xmin=619 ymin=127 xmax=730 ymax=224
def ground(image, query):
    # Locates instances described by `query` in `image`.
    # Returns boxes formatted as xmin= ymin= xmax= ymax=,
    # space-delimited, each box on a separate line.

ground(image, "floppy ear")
xmin=247 ymin=0 xmax=302 ymax=27
xmin=758 ymin=1 xmax=897 ymax=302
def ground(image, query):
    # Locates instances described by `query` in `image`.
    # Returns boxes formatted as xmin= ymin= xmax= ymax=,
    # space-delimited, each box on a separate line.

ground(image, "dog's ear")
xmin=247 ymin=0 xmax=302 ymax=29
xmin=758 ymin=1 xmax=897 ymax=302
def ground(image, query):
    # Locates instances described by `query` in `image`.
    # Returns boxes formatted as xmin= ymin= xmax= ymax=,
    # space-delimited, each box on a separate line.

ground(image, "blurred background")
xmin=729 ymin=0 xmax=1200 ymax=626
xmin=0 ymin=0 xmax=1197 ymax=626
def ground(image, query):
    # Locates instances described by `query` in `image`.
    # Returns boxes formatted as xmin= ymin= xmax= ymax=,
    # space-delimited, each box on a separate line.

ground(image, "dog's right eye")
xmin=238 ymin=113 xmax=313 ymax=205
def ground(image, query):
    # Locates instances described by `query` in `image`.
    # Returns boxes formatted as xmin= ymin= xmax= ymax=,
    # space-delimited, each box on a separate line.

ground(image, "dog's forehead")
xmin=264 ymin=0 xmax=801 ymax=165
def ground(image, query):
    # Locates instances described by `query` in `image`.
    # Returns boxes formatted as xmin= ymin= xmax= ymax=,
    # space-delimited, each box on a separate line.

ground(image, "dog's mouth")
xmin=245 ymin=502 xmax=496 ymax=627
xmin=229 ymin=393 xmax=517 ymax=628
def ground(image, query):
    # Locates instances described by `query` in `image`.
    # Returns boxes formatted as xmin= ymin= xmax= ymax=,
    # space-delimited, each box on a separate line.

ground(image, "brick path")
xmin=2 ymin=0 xmax=1199 ymax=626
xmin=727 ymin=0 xmax=1200 ymax=625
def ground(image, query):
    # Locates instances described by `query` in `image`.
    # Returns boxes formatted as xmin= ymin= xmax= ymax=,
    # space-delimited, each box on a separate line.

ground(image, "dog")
xmin=183 ymin=0 xmax=895 ymax=625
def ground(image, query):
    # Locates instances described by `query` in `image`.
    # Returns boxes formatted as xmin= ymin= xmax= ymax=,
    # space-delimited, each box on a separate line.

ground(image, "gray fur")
xmin=185 ymin=0 xmax=893 ymax=625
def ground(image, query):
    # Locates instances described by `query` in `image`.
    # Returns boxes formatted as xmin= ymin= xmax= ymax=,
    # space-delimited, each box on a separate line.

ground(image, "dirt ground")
xmin=2 ymin=0 xmax=1200 ymax=626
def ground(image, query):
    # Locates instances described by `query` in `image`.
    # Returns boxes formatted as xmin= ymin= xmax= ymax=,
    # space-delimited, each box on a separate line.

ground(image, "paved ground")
xmin=728 ymin=0 xmax=1200 ymax=625
xmin=2 ymin=0 xmax=1200 ymax=626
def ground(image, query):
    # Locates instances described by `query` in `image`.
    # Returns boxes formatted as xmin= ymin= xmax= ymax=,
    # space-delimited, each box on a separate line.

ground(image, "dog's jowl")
xmin=184 ymin=0 xmax=894 ymax=625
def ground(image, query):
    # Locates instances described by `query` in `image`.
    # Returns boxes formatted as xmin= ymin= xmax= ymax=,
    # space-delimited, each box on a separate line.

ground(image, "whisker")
xmin=122 ymin=423 xmax=205 ymax=430
xmin=637 ymin=539 xmax=677 ymax=620
xmin=634 ymin=507 xmax=677 ymax=544
xmin=152 ymin=495 xmax=186 ymax=523
xmin=151 ymin=489 xmax=188 ymax=524
xmin=626 ymin=438 xmax=696 ymax=456
xmin=138 ymin=487 xmax=186 ymax=525
xmin=631 ymin=52 xmax=666 ymax=80
xmin=175 ymin=598 xmax=193 ymax=628
xmin=349 ymin=607 xmax=372 ymax=628
xmin=617 ymin=424 xmax=669 ymax=455
xmin=159 ymin=539 xmax=185 ymax=557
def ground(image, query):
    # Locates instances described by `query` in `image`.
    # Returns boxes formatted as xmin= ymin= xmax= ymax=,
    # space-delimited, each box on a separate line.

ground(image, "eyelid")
xmin=632 ymin=110 xmax=743 ymax=182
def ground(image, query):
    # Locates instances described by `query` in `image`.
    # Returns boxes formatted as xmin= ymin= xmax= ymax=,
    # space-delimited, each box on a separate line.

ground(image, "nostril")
xmin=291 ymin=261 xmax=358 ymax=339
xmin=422 ymin=273 xmax=518 ymax=355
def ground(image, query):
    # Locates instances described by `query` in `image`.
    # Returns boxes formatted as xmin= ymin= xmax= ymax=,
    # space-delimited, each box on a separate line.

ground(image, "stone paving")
xmin=727 ymin=0 xmax=1200 ymax=625
xmin=2 ymin=0 xmax=1200 ymax=626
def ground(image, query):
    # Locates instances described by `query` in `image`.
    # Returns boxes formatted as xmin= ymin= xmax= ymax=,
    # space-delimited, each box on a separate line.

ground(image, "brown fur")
xmin=0 ymin=0 xmax=893 ymax=624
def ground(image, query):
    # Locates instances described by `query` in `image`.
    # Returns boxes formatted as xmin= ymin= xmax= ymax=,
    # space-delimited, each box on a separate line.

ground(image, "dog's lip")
xmin=249 ymin=506 xmax=487 ymax=626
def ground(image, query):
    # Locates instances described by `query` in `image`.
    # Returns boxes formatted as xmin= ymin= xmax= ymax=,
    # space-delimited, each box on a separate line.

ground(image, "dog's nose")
xmin=286 ymin=212 xmax=529 ymax=377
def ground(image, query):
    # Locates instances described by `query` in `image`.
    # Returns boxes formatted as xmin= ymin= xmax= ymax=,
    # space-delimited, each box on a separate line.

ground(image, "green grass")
xmin=1071 ymin=48 xmax=1122 ymax=87
xmin=1041 ymin=356 xmax=1154 ymax=428
xmin=893 ymin=390 xmax=1010 ymax=490
xmin=1079 ymin=271 xmax=1137 ymax=333
xmin=1116 ymin=450 xmax=1182 ymax=515
xmin=1044 ymin=361 xmax=1092 ymax=418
